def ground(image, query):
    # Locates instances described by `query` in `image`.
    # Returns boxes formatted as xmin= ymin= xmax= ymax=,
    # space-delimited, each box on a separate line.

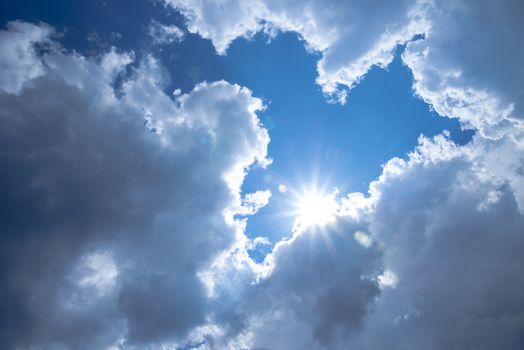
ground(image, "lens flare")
xmin=354 ymin=230 xmax=373 ymax=248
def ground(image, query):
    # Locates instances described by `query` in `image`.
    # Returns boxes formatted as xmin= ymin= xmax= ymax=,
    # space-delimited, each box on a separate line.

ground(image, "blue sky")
xmin=1 ymin=1 xmax=523 ymax=349
xmin=0 ymin=0 xmax=473 ymax=249
xmin=227 ymin=34 xmax=473 ymax=252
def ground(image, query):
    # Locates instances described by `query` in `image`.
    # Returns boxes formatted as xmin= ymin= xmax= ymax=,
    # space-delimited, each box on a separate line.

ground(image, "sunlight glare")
xmin=295 ymin=190 xmax=338 ymax=229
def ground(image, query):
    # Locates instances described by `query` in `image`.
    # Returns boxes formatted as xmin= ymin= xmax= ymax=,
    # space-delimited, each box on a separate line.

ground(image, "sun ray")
xmin=292 ymin=187 xmax=339 ymax=232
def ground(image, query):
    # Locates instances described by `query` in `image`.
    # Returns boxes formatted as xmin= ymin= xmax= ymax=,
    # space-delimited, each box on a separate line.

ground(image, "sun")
xmin=294 ymin=190 xmax=338 ymax=229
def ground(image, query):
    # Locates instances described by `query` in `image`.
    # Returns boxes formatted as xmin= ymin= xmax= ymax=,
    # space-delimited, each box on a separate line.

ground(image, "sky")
xmin=0 ymin=0 xmax=523 ymax=349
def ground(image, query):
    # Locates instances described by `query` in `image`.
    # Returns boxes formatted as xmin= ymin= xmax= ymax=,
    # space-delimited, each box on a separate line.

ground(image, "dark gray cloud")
xmin=0 ymin=21 xmax=269 ymax=349
xmin=246 ymin=220 xmax=383 ymax=349
xmin=339 ymin=135 xmax=524 ymax=350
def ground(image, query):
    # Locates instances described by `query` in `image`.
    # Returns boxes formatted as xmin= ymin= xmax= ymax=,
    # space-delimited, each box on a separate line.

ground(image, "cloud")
xmin=178 ymin=217 xmax=384 ymax=349
xmin=165 ymin=0 xmax=524 ymax=134
xmin=245 ymin=219 xmax=383 ymax=348
xmin=148 ymin=19 xmax=185 ymax=46
xmin=0 ymin=21 xmax=269 ymax=349
xmin=402 ymin=0 xmax=524 ymax=139
xmin=165 ymin=0 xmax=268 ymax=55
xmin=164 ymin=0 xmax=427 ymax=102
xmin=144 ymin=2 xmax=524 ymax=346
xmin=3 ymin=0 xmax=524 ymax=347
xmin=204 ymin=132 xmax=524 ymax=349
xmin=0 ymin=20 xmax=54 ymax=94
xmin=338 ymin=133 xmax=524 ymax=349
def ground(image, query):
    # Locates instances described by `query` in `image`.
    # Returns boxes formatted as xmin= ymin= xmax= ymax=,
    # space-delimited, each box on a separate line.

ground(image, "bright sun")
xmin=294 ymin=190 xmax=338 ymax=229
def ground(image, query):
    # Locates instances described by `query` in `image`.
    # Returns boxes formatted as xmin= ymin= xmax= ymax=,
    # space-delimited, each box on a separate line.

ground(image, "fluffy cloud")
xmin=170 ymin=134 xmax=524 ymax=350
xmin=403 ymin=0 xmax=524 ymax=139
xmin=165 ymin=0 xmax=267 ymax=54
xmin=339 ymin=133 xmax=524 ymax=350
xmin=3 ymin=0 xmax=524 ymax=348
xmin=244 ymin=220 xmax=383 ymax=349
xmin=0 ymin=20 xmax=54 ymax=94
xmin=206 ymin=133 xmax=524 ymax=349
xmin=178 ymin=216 xmax=384 ymax=349
xmin=0 ymin=21 xmax=269 ymax=349
xmin=160 ymin=2 xmax=524 ymax=347
xmin=166 ymin=0 xmax=524 ymax=133
xmin=165 ymin=0 xmax=426 ymax=102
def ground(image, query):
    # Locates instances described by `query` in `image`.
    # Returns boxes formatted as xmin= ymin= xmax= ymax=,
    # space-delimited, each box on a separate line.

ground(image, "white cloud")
xmin=402 ymin=0 xmax=524 ymax=139
xmin=0 ymin=20 xmax=54 ymax=94
xmin=148 ymin=19 xmax=185 ymax=46
xmin=238 ymin=189 xmax=272 ymax=215
xmin=164 ymin=0 xmax=428 ymax=102
xmin=76 ymin=251 xmax=119 ymax=294
xmin=165 ymin=0 xmax=524 ymax=133
xmin=165 ymin=0 xmax=268 ymax=54
xmin=377 ymin=270 xmax=398 ymax=289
